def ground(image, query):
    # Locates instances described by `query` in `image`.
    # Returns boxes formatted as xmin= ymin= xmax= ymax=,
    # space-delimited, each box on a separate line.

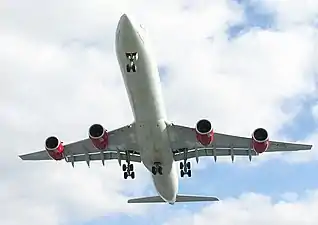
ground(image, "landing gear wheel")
xmin=158 ymin=166 xmax=163 ymax=175
xmin=186 ymin=162 xmax=191 ymax=170
xmin=129 ymin=164 xmax=134 ymax=171
xmin=131 ymin=64 xmax=137 ymax=72
xmin=180 ymin=161 xmax=192 ymax=178
xmin=126 ymin=64 xmax=131 ymax=72
xmin=125 ymin=52 xmax=131 ymax=59
xmin=122 ymin=164 xmax=127 ymax=171
xmin=126 ymin=64 xmax=137 ymax=73
xmin=152 ymin=166 xmax=157 ymax=175
xmin=123 ymin=161 xmax=135 ymax=179
xmin=125 ymin=52 xmax=138 ymax=60
xmin=132 ymin=52 xmax=138 ymax=60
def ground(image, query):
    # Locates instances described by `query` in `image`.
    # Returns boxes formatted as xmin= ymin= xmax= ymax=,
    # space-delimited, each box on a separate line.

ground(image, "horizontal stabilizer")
xmin=127 ymin=194 xmax=219 ymax=204
xmin=175 ymin=194 xmax=219 ymax=202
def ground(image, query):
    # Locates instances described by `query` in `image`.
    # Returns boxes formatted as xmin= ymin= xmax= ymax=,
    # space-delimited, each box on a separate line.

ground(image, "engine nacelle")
xmin=89 ymin=124 xmax=109 ymax=150
xmin=45 ymin=136 xmax=65 ymax=160
xmin=252 ymin=128 xmax=269 ymax=154
xmin=195 ymin=119 xmax=214 ymax=146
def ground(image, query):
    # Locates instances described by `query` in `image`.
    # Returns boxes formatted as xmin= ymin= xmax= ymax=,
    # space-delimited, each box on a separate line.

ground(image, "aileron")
xmin=19 ymin=150 xmax=52 ymax=161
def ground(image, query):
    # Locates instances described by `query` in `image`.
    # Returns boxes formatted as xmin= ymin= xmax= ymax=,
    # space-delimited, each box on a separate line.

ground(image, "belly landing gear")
xmin=180 ymin=161 xmax=191 ymax=178
xmin=151 ymin=162 xmax=163 ymax=176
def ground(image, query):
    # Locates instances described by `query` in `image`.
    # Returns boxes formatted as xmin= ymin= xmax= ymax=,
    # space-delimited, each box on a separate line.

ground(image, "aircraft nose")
xmin=118 ymin=14 xmax=134 ymax=33
xmin=116 ymin=13 xmax=142 ymax=53
xmin=120 ymin=13 xmax=129 ymax=23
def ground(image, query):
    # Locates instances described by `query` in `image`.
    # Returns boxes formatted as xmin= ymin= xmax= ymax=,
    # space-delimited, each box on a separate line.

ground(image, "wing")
xmin=19 ymin=123 xmax=141 ymax=166
xmin=167 ymin=124 xmax=312 ymax=162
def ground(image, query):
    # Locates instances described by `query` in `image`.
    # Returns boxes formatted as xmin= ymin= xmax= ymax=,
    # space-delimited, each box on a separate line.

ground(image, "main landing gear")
xmin=179 ymin=148 xmax=192 ymax=178
xmin=151 ymin=162 xmax=163 ymax=176
xmin=122 ymin=151 xmax=135 ymax=179
xmin=180 ymin=161 xmax=191 ymax=178
xmin=125 ymin=52 xmax=138 ymax=73
xmin=122 ymin=163 xmax=135 ymax=179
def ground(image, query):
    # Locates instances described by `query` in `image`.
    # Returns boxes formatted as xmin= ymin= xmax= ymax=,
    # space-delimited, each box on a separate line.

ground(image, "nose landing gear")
xmin=125 ymin=52 xmax=138 ymax=73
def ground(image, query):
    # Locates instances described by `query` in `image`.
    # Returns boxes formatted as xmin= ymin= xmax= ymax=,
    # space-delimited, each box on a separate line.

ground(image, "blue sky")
xmin=227 ymin=0 xmax=277 ymax=39
xmin=76 ymin=1 xmax=318 ymax=224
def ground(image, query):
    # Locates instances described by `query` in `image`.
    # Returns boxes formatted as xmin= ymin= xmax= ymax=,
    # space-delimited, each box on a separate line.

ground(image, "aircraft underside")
xmin=18 ymin=14 xmax=313 ymax=204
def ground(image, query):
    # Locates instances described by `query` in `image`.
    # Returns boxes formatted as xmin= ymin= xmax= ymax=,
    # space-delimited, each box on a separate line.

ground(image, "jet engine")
xmin=195 ymin=119 xmax=214 ymax=146
xmin=45 ymin=136 xmax=65 ymax=160
xmin=89 ymin=124 xmax=109 ymax=150
xmin=252 ymin=128 xmax=269 ymax=153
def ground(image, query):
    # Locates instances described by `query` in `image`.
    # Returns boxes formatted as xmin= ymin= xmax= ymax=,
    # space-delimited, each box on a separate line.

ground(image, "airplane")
xmin=19 ymin=14 xmax=313 ymax=205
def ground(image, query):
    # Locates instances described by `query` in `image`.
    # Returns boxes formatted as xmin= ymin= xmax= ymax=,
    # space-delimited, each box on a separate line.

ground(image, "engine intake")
xmin=196 ymin=119 xmax=212 ymax=134
xmin=45 ymin=136 xmax=64 ymax=160
xmin=89 ymin=124 xmax=109 ymax=150
xmin=45 ymin=136 xmax=59 ymax=150
xmin=195 ymin=119 xmax=214 ymax=146
xmin=252 ymin=128 xmax=269 ymax=153
xmin=253 ymin=128 xmax=268 ymax=142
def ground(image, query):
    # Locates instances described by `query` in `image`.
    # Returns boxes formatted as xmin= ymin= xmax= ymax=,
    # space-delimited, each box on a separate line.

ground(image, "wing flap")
xmin=173 ymin=148 xmax=257 ymax=161
xmin=70 ymin=151 xmax=141 ymax=163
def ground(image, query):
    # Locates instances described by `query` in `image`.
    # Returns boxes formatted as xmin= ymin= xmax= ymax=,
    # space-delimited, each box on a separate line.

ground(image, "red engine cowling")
xmin=89 ymin=124 xmax=109 ymax=150
xmin=195 ymin=119 xmax=214 ymax=146
xmin=45 ymin=136 xmax=65 ymax=160
xmin=252 ymin=128 xmax=269 ymax=153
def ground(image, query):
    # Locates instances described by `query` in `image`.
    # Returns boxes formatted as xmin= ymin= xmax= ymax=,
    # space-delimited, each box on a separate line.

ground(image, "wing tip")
xmin=300 ymin=144 xmax=313 ymax=150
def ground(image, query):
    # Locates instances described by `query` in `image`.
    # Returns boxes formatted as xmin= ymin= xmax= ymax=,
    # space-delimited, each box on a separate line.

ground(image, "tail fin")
xmin=127 ymin=194 xmax=219 ymax=204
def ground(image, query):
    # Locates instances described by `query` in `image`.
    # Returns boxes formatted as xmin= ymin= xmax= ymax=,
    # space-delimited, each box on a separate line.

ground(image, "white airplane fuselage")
xmin=115 ymin=14 xmax=178 ymax=204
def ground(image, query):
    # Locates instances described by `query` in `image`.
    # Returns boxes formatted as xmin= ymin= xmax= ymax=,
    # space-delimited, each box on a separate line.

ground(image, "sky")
xmin=1 ymin=0 xmax=318 ymax=224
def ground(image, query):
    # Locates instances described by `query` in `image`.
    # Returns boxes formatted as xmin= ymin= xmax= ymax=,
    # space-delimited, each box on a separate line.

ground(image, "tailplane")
xmin=127 ymin=194 xmax=219 ymax=204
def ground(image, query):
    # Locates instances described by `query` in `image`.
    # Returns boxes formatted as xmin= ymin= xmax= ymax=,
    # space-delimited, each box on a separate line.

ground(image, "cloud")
xmin=1 ymin=0 xmax=318 ymax=224
xmin=163 ymin=190 xmax=318 ymax=225
xmin=162 ymin=17 xmax=317 ymax=135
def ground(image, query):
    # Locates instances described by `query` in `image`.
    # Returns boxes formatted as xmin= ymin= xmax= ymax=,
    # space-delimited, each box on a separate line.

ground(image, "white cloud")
xmin=1 ymin=0 xmax=318 ymax=224
xmin=162 ymin=24 xmax=317 ymax=135
xmin=163 ymin=190 xmax=318 ymax=225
